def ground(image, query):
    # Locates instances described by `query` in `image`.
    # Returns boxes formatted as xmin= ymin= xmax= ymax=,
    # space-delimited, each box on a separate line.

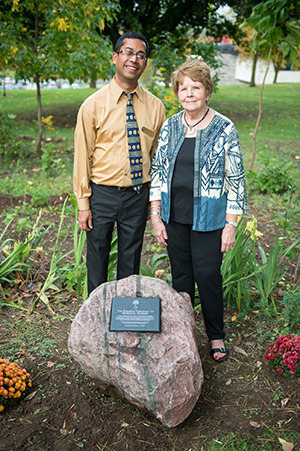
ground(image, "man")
xmin=74 ymin=31 xmax=165 ymax=295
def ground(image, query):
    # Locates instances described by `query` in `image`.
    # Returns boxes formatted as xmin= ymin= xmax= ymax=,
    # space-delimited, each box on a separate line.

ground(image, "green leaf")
xmin=270 ymin=27 xmax=283 ymax=45
xmin=286 ymin=19 xmax=300 ymax=40
xmin=258 ymin=38 xmax=270 ymax=50
xmin=274 ymin=0 xmax=288 ymax=15
xmin=255 ymin=15 xmax=273 ymax=31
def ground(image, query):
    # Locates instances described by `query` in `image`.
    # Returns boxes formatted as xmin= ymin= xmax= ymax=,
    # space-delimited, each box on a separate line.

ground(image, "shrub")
xmin=0 ymin=359 xmax=32 ymax=411
xmin=0 ymin=113 xmax=30 ymax=166
xmin=246 ymin=161 xmax=295 ymax=194
xmin=264 ymin=334 xmax=300 ymax=378
xmin=280 ymin=287 xmax=300 ymax=333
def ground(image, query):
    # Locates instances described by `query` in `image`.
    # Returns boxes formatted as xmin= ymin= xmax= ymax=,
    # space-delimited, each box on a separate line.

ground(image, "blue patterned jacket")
xmin=150 ymin=110 xmax=247 ymax=232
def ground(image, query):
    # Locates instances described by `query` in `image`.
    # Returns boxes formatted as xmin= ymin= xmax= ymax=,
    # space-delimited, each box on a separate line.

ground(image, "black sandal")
xmin=210 ymin=347 xmax=229 ymax=363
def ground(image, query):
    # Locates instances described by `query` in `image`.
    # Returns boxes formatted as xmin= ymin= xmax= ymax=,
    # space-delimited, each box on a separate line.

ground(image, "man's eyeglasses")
xmin=116 ymin=50 xmax=147 ymax=62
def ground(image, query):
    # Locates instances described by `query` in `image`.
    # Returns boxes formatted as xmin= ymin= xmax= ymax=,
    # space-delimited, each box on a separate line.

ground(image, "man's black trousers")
xmin=87 ymin=182 xmax=149 ymax=295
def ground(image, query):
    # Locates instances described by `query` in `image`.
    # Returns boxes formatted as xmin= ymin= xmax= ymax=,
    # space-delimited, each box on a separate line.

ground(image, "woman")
xmin=149 ymin=59 xmax=247 ymax=363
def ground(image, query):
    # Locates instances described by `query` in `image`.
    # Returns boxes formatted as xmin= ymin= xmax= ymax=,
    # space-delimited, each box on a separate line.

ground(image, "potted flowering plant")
xmin=264 ymin=334 xmax=300 ymax=378
xmin=0 ymin=359 xmax=32 ymax=412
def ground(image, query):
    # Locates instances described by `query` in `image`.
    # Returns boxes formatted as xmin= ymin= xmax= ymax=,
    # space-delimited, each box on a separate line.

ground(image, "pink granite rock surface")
xmin=68 ymin=275 xmax=203 ymax=428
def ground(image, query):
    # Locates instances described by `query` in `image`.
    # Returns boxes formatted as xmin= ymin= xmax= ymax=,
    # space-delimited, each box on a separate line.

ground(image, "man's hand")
xmin=78 ymin=209 xmax=93 ymax=231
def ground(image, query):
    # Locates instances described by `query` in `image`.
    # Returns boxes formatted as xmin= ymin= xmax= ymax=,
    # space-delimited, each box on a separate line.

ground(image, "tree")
xmin=243 ymin=0 xmax=300 ymax=169
xmin=147 ymin=4 xmax=229 ymax=90
xmin=272 ymin=47 xmax=287 ymax=82
xmin=103 ymin=0 xmax=246 ymax=48
xmin=235 ymin=26 xmax=262 ymax=87
xmin=0 ymin=0 xmax=118 ymax=156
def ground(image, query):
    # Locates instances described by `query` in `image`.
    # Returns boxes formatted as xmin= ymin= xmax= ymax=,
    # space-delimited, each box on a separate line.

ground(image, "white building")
xmin=217 ymin=43 xmax=300 ymax=85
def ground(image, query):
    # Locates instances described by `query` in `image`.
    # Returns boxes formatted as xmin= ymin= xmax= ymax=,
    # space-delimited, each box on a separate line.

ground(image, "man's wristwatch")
xmin=226 ymin=220 xmax=238 ymax=227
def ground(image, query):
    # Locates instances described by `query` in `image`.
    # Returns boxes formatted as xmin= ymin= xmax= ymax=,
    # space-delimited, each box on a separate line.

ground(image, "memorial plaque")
xmin=109 ymin=297 xmax=161 ymax=332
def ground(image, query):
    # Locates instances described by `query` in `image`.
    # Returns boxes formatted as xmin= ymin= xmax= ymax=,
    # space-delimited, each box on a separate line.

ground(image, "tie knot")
xmin=126 ymin=93 xmax=133 ymax=102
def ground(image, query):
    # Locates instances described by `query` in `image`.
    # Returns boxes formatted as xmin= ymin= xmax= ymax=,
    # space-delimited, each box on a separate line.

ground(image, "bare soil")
xmin=0 ymin=194 xmax=300 ymax=451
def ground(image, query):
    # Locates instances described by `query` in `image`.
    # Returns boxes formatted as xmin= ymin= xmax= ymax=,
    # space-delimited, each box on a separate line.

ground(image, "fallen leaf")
xmin=231 ymin=314 xmax=237 ymax=321
xmin=225 ymin=379 xmax=232 ymax=385
xmin=47 ymin=361 xmax=55 ymax=368
xmin=24 ymin=390 xmax=39 ymax=401
xmin=121 ymin=422 xmax=129 ymax=428
xmin=256 ymin=361 xmax=263 ymax=368
xmin=281 ymin=398 xmax=290 ymax=408
xmin=278 ymin=437 xmax=294 ymax=451
xmin=233 ymin=346 xmax=249 ymax=357
xmin=250 ymin=421 xmax=261 ymax=429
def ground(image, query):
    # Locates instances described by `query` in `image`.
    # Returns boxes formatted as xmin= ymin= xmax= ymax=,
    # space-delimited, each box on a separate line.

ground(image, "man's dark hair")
xmin=114 ymin=31 xmax=149 ymax=58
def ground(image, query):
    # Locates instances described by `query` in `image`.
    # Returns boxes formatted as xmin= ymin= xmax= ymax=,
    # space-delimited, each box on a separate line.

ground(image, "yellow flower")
xmin=246 ymin=215 xmax=263 ymax=240
xmin=0 ymin=359 xmax=31 ymax=411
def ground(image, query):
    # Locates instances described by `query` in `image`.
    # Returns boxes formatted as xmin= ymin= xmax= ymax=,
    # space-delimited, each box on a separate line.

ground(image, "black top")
xmin=170 ymin=137 xmax=195 ymax=224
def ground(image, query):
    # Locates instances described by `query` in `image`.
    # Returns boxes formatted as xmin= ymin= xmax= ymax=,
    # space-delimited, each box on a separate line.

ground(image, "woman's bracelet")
xmin=151 ymin=219 xmax=162 ymax=225
xmin=150 ymin=211 xmax=160 ymax=215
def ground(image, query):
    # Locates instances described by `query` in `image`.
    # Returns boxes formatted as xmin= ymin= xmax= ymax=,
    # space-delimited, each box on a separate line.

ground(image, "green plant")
xmin=68 ymin=196 xmax=87 ymax=304
xmin=30 ymin=191 xmax=51 ymax=208
xmin=252 ymin=236 xmax=300 ymax=313
xmin=246 ymin=161 xmax=295 ymax=194
xmin=264 ymin=334 xmax=300 ymax=378
xmin=0 ymin=219 xmax=32 ymax=290
xmin=221 ymin=218 xmax=256 ymax=311
xmin=140 ymin=239 xmax=171 ymax=282
xmin=0 ymin=113 xmax=30 ymax=167
xmin=279 ymin=287 xmax=300 ymax=333
xmin=107 ymin=228 xmax=118 ymax=282
xmin=147 ymin=82 xmax=181 ymax=119
xmin=30 ymin=197 xmax=72 ymax=313
xmin=272 ymin=196 xmax=300 ymax=285
xmin=41 ymin=143 xmax=63 ymax=174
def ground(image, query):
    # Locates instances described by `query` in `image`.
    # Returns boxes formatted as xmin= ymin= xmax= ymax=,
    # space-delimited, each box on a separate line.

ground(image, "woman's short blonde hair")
xmin=172 ymin=59 xmax=214 ymax=98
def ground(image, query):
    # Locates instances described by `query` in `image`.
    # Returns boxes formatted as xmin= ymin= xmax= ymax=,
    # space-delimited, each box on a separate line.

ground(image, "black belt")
xmin=96 ymin=184 xmax=147 ymax=191
xmin=102 ymin=185 xmax=134 ymax=191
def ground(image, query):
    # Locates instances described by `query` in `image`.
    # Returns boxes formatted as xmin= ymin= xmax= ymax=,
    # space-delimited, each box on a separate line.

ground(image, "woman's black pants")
xmin=165 ymin=221 xmax=225 ymax=341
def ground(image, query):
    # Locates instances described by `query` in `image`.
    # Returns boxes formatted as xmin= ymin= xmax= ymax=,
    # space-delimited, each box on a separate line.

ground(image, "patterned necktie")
xmin=126 ymin=93 xmax=143 ymax=193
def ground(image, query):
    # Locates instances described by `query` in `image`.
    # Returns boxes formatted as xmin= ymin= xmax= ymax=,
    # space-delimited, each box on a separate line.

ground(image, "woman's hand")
xmin=221 ymin=224 xmax=236 ymax=253
xmin=153 ymin=220 xmax=168 ymax=246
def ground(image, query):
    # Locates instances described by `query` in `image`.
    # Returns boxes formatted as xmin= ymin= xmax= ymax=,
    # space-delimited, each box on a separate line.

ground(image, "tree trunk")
xmin=2 ymin=62 xmax=6 ymax=97
xmin=90 ymin=74 xmax=96 ymax=88
xmin=249 ymin=46 xmax=272 ymax=170
xmin=273 ymin=52 xmax=283 ymax=83
xmin=35 ymin=74 xmax=44 ymax=158
xmin=250 ymin=49 xmax=258 ymax=87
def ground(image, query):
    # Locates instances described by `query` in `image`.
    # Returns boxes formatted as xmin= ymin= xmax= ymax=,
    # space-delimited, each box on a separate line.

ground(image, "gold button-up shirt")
xmin=74 ymin=77 xmax=165 ymax=210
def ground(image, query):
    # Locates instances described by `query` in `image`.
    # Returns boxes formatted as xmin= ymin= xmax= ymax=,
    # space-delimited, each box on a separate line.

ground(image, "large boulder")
xmin=68 ymin=275 xmax=203 ymax=428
